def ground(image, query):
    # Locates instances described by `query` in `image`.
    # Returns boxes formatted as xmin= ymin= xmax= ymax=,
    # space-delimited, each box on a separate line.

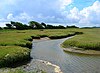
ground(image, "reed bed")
xmin=0 ymin=29 xmax=77 ymax=67
xmin=0 ymin=46 xmax=30 ymax=67
xmin=62 ymin=28 xmax=100 ymax=51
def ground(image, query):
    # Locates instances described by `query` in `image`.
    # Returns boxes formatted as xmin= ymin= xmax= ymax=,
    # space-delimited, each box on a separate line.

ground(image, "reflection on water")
xmin=31 ymin=38 xmax=100 ymax=73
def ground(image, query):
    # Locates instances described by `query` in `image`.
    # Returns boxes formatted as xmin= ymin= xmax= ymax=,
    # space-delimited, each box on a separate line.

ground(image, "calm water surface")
xmin=31 ymin=37 xmax=100 ymax=73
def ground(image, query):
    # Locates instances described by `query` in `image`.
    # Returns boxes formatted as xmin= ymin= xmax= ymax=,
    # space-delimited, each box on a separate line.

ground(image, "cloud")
xmin=7 ymin=13 xmax=14 ymax=20
xmin=0 ymin=0 xmax=72 ymax=23
xmin=57 ymin=0 xmax=73 ymax=10
xmin=64 ymin=0 xmax=100 ymax=27
xmin=0 ymin=0 xmax=100 ymax=27
xmin=79 ymin=0 xmax=100 ymax=24
xmin=6 ymin=12 xmax=33 ymax=23
xmin=67 ymin=7 xmax=80 ymax=23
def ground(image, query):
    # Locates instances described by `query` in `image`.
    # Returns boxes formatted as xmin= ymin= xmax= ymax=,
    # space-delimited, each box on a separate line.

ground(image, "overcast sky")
xmin=0 ymin=0 xmax=100 ymax=27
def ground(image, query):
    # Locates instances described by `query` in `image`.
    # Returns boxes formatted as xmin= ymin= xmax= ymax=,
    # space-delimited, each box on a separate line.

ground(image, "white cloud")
xmin=7 ymin=13 xmax=14 ymax=20
xmin=0 ymin=12 xmax=33 ymax=27
xmin=6 ymin=12 xmax=33 ymax=22
xmin=0 ymin=22 xmax=8 ymax=27
xmin=79 ymin=0 xmax=100 ymax=24
xmin=15 ymin=12 xmax=33 ymax=21
xmin=57 ymin=0 xmax=73 ymax=10
xmin=65 ymin=0 xmax=100 ymax=26
xmin=67 ymin=7 xmax=80 ymax=22
xmin=0 ymin=18 xmax=5 ymax=21
xmin=0 ymin=0 xmax=100 ymax=27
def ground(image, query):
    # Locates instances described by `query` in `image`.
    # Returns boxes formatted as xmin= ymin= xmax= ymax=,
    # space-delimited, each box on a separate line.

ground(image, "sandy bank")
xmin=62 ymin=47 xmax=100 ymax=55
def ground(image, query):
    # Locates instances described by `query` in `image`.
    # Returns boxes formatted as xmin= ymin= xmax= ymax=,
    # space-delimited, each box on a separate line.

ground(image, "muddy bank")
xmin=62 ymin=47 xmax=100 ymax=55
xmin=0 ymin=59 xmax=63 ymax=73
xmin=22 ymin=59 xmax=62 ymax=73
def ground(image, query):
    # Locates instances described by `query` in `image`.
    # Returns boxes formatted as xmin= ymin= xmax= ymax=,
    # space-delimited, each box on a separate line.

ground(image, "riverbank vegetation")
xmin=0 ymin=28 xmax=81 ymax=68
xmin=0 ymin=28 xmax=100 ymax=69
xmin=0 ymin=20 xmax=100 ymax=69
xmin=0 ymin=46 xmax=30 ymax=67
xmin=62 ymin=28 xmax=100 ymax=51
xmin=0 ymin=68 xmax=46 ymax=73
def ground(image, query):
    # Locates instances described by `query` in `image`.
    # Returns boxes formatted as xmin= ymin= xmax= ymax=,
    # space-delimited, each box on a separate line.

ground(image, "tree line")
xmin=0 ymin=21 xmax=79 ymax=30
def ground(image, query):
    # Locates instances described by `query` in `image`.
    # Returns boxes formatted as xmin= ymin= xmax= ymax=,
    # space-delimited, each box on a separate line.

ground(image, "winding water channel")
xmin=31 ymin=37 xmax=100 ymax=73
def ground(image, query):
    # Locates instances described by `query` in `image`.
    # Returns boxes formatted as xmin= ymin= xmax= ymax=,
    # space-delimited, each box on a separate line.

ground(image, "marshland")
xmin=1 ymin=0 xmax=100 ymax=73
xmin=0 ymin=21 xmax=100 ymax=73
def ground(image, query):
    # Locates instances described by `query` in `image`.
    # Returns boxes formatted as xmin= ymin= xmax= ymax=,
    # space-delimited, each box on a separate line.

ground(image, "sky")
xmin=0 ymin=0 xmax=100 ymax=27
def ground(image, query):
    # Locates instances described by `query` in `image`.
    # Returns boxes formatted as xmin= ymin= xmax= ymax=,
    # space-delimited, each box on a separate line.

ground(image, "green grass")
xmin=0 ymin=28 xmax=99 ymax=68
xmin=0 ymin=28 xmax=99 ymax=73
xmin=0 ymin=46 xmax=30 ymax=67
xmin=0 ymin=29 xmax=78 ymax=67
xmin=62 ymin=28 xmax=100 ymax=51
xmin=0 ymin=29 xmax=77 ymax=46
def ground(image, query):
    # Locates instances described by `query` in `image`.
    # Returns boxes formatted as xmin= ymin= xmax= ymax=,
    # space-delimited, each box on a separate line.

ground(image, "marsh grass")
xmin=62 ymin=28 xmax=100 ymax=51
xmin=0 ymin=46 xmax=30 ymax=68
xmin=0 ymin=29 xmax=78 ymax=67
xmin=1 ymin=68 xmax=46 ymax=73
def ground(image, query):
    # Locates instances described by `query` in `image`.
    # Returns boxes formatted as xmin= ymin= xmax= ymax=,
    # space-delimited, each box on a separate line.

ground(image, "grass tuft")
xmin=62 ymin=28 xmax=100 ymax=51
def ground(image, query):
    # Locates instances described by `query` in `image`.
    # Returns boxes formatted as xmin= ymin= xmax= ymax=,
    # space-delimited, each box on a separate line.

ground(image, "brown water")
xmin=31 ymin=37 xmax=100 ymax=73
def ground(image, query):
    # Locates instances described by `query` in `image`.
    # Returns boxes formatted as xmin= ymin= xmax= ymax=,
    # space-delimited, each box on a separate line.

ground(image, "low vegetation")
xmin=62 ymin=28 xmax=100 ymax=51
xmin=0 ymin=29 xmax=80 ymax=68
xmin=0 ymin=68 xmax=46 ymax=73
xmin=0 ymin=46 xmax=30 ymax=67
xmin=0 ymin=24 xmax=100 ymax=69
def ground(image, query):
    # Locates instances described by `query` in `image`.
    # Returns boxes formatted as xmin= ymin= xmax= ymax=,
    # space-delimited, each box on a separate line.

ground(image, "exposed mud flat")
xmin=22 ymin=59 xmax=63 ymax=73
xmin=0 ymin=59 xmax=62 ymax=73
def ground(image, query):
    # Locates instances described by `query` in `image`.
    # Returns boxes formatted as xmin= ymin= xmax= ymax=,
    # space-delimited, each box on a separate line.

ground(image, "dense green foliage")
xmin=5 ymin=21 xmax=79 ymax=30
xmin=62 ymin=28 xmax=100 ymax=51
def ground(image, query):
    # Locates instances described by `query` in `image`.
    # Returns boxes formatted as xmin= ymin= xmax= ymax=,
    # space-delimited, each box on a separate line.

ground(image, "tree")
xmin=6 ymin=24 xmax=13 ymax=29
xmin=29 ymin=21 xmax=43 ymax=29
xmin=0 ymin=27 xmax=2 ymax=30
xmin=28 ymin=21 xmax=36 ymax=29
xmin=14 ymin=22 xmax=25 ymax=30
xmin=41 ymin=22 xmax=47 ymax=28
xmin=10 ymin=21 xmax=16 ymax=26
xmin=23 ymin=24 xmax=30 ymax=29
xmin=46 ymin=25 xmax=54 ymax=29
xmin=10 ymin=22 xmax=25 ymax=30
xmin=66 ymin=25 xmax=79 ymax=28
xmin=56 ymin=25 xmax=65 ymax=29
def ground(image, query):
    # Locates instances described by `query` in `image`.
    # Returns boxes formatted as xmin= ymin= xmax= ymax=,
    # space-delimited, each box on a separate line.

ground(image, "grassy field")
xmin=0 ymin=28 xmax=99 ymax=68
xmin=0 ymin=29 xmax=78 ymax=46
xmin=0 ymin=29 xmax=77 ymax=68
xmin=0 ymin=46 xmax=30 ymax=67
xmin=62 ymin=28 xmax=100 ymax=51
